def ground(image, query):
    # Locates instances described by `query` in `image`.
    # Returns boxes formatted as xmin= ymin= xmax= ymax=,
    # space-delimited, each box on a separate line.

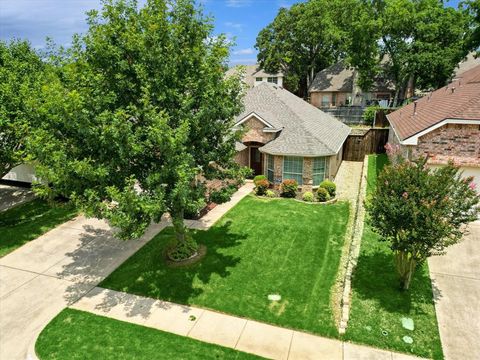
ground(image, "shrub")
xmin=209 ymin=185 xmax=237 ymax=204
xmin=317 ymin=187 xmax=330 ymax=202
xmin=255 ymin=179 xmax=270 ymax=196
xmin=265 ymin=189 xmax=276 ymax=198
xmin=253 ymin=175 xmax=267 ymax=185
xmin=184 ymin=198 xmax=207 ymax=219
xmin=319 ymin=180 xmax=336 ymax=197
xmin=302 ymin=191 xmax=314 ymax=202
xmin=362 ymin=105 xmax=381 ymax=126
xmin=281 ymin=179 xmax=298 ymax=198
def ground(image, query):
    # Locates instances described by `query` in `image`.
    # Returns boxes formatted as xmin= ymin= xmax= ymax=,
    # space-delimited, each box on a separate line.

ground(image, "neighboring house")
xmin=226 ymin=64 xmax=284 ymax=88
xmin=309 ymin=61 xmax=395 ymax=108
xmin=387 ymin=64 xmax=480 ymax=190
xmin=234 ymin=82 xmax=351 ymax=191
xmin=2 ymin=164 xmax=36 ymax=185
xmin=454 ymin=52 xmax=480 ymax=78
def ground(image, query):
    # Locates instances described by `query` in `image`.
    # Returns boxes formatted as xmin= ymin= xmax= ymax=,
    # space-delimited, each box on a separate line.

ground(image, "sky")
xmin=0 ymin=0 xmax=462 ymax=65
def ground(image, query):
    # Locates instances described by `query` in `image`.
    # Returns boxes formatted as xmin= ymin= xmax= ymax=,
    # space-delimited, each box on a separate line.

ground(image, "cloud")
xmin=230 ymin=57 xmax=257 ymax=65
xmin=233 ymin=48 xmax=254 ymax=55
xmin=226 ymin=0 xmax=252 ymax=8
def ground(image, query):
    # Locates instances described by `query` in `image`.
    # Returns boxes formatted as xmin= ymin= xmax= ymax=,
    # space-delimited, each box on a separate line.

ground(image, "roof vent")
xmin=413 ymin=100 xmax=418 ymax=115
xmin=451 ymin=87 xmax=455 ymax=94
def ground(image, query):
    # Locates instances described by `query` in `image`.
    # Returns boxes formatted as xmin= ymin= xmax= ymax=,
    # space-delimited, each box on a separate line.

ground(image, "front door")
xmin=250 ymin=147 xmax=263 ymax=176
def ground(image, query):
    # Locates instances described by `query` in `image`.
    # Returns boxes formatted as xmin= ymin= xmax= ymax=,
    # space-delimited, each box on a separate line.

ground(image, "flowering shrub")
xmin=319 ymin=180 xmax=336 ymax=197
xmin=316 ymin=187 xmax=330 ymax=202
xmin=302 ymin=191 xmax=314 ymax=202
xmin=266 ymin=189 xmax=276 ymax=198
xmin=253 ymin=175 xmax=267 ymax=186
xmin=281 ymin=179 xmax=298 ymax=198
xmin=255 ymin=179 xmax=270 ymax=196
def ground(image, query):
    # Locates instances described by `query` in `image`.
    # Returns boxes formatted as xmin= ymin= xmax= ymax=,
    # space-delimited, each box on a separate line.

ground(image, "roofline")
xmin=258 ymin=149 xmax=338 ymax=157
xmin=234 ymin=112 xmax=275 ymax=129
xmin=396 ymin=118 xmax=480 ymax=145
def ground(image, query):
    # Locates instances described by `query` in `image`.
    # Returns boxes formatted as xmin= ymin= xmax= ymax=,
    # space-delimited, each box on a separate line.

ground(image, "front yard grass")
xmin=0 ymin=198 xmax=77 ymax=257
xmin=101 ymin=196 xmax=350 ymax=338
xmin=36 ymin=308 xmax=263 ymax=360
xmin=344 ymin=154 xmax=444 ymax=359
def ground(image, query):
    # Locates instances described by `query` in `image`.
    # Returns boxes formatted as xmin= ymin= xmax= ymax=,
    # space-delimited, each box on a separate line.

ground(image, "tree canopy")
xmin=256 ymin=0 xmax=473 ymax=100
xmin=30 ymin=0 xmax=245 ymax=260
xmin=0 ymin=40 xmax=46 ymax=178
xmin=366 ymin=154 xmax=479 ymax=290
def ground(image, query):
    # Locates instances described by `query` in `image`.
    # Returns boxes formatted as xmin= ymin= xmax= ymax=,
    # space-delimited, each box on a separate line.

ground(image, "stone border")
xmin=165 ymin=244 xmax=207 ymax=268
xmin=338 ymin=155 xmax=369 ymax=334
xmin=254 ymin=194 xmax=338 ymax=205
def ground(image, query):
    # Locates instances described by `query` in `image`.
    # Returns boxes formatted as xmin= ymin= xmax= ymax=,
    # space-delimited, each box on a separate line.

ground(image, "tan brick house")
xmin=387 ymin=64 xmax=480 ymax=190
xmin=234 ymin=83 xmax=351 ymax=192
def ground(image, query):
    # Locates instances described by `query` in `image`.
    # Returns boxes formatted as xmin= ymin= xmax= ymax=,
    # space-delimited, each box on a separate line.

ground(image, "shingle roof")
xmin=308 ymin=61 xmax=394 ymax=93
xmin=236 ymin=83 xmax=351 ymax=156
xmin=226 ymin=64 xmax=283 ymax=87
xmin=388 ymin=64 xmax=480 ymax=141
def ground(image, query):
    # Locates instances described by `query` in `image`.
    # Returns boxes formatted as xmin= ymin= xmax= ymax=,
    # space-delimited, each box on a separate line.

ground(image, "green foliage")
xmin=316 ymin=187 xmax=330 ymax=202
xmin=0 ymin=40 xmax=46 ymax=177
xmin=362 ymin=105 xmax=381 ymax=126
xmin=366 ymin=157 xmax=480 ymax=289
xmin=254 ymin=179 xmax=270 ymax=196
xmin=184 ymin=198 xmax=207 ymax=220
xmin=319 ymin=180 xmax=336 ymax=197
xmin=280 ymin=179 xmax=298 ymax=198
xmin=36 ymin=309 xmax=262 ymax=359
xmin=253 ymin=175 xmax=267 ymax=185
xmin=265 ymin=189 xmax=276 ymax=198
xmin=465 ymin=0 xmax=480 ymax=55
xmin=29 ymin=0 xmax=244 ymax=253
xmin=302 ymin=191 xmax=314 ymax=202
xmin=209 ymin=185 xmax=237 ymax=204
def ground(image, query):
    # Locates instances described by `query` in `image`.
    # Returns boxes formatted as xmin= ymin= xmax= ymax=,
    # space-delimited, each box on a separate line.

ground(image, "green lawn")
xmin=344 ymin=154 xmax=443 ymax=359
xmin=36 ymin=308 xmax=263 ymax=360
xmin=101 ymin=196 xmax=350 ymax=338
xmin=0 ymin=198 xmax=77 ymax=257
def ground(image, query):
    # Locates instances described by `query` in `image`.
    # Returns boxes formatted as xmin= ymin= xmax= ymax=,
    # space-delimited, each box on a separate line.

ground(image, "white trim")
xmin=397 ymin=118 xmax=480 ymax=145
xmin=259 ymin=149 xmax=337 ymax=157
xmin=262 ymin=128 xmax=283 ymax=133
xmin=234 ymin=112 xmax=275 ymax=129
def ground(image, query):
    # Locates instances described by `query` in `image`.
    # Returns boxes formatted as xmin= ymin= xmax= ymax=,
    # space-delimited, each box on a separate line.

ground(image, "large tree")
xmin=464 ymin=0 xmax=480 ymax=55
xmin=0 ymin=40 xmax=46 ymax=178
xmin=376 ymin=0 xmax=471 ymax=104
xmin=366 ymin=156 xmax=479 ymax=290
xmin=30 ymin=0 xmax=244 ymax=260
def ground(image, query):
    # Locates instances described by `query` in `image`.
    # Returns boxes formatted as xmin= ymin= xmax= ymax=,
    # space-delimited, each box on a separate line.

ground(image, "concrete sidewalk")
xmin=0 ymin=182 xmax=254 ymax=360
xmin=72 ymin=286 xmax=425 ymax=360
xmin=0 ymin=184 xmax=35 ymax=212
xmin=428 ymin=220 xmax=480 ymax=360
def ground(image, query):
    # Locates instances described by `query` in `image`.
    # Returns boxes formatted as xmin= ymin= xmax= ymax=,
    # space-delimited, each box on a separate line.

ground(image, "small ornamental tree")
xmin=29 ymin=0 xmax=244 ymax=261
xmin=366 ymin=157 xmax=479 ymax=290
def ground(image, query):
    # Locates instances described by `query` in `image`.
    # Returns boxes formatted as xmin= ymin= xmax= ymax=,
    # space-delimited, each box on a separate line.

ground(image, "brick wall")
xmin=240 ymin=116 xmax=276 ymax=144
xmin=234 ymin=148 xmax=249 ymax=167
xmin=413 ymin=124 xmax=480 ymax=166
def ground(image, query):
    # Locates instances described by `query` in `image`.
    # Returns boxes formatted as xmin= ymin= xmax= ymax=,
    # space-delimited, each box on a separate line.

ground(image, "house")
xmin=2 ymin=164 xmax=36 ymax=185
xmin=387 ymin=64 xmax=480 ymax=190
xmin=308 ymin=61 xmax=395 ymax=108
xmin=226 ymin=64 xmax=284 ymax=88
xmin=234 ymin=82 xmax=351 ymax=191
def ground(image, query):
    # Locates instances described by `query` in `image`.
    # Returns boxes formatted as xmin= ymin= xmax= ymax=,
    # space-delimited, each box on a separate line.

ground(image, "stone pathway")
xmin=72 ymin=287 xmax=425 ymax=360
xmin=0 ymin=184 xmax=35 ymax=212
xmin=0 ymin=182 xmax=253 ymax=360
xmin=335 ymin=161 xmax=364 ymax=202
xmin=428 ymin=220 xmax=480 ymax=360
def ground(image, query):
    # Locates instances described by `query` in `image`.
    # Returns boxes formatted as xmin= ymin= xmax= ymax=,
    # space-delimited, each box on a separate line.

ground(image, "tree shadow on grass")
xmin=352 ymin=250 xmax=442 ymax=316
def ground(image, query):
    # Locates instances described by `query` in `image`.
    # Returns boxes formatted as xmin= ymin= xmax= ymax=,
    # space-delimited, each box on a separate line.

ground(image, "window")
xmin=255 ymin=77 xmax=263 ymax=82
xmin=313 ymin=157 xmax=329 ymax=186
xmin=283 ymin=156 xmax=303 ymax=185
xmin=267 ymin=77 xmax=278 ymax=84
xmin=321 ymin=95 xmax=330 ymax=107
xmin=267 ymin=155 xmax=274 ymax=182
xmin=331 ymin=93 xmax=337 ymax=106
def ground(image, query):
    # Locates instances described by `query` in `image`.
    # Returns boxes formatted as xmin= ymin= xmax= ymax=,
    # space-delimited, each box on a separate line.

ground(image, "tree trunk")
xmin=394 ymin=250 xmax=417 ymax=290
xmin=172 ymin=207 xmax=186 ymax=245
xmin=169 ymin=206 xmax=198 ymax=261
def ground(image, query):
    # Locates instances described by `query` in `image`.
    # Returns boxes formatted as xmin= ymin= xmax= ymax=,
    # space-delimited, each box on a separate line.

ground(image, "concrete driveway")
xmin=428 ymin=220 xmax=480 ymax=360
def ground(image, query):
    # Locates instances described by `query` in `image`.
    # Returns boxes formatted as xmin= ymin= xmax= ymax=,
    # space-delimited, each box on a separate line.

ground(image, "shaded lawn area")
xmin=0 ymin=198 xmax=77 ymax=258
xmin=101 ymin=196 xmax=350 ymax=338
xmin=36 ymin=308 xmax=263 ymax=360
xmin=344 ymin=154 xmax=443 ymax=359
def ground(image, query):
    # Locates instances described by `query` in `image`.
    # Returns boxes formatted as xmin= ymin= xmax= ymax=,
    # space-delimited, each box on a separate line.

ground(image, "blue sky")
xmin=0 ymin=0 xmax=462 ymax=65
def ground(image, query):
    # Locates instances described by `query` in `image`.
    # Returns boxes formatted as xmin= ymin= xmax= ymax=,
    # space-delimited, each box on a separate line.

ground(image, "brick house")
xmin=226 ymin=64 xmax=284 ymax=88
xmin=387 ymin=64 xmax=480 ymax=190
xmin=234 ymin=83 xmax=351 ymax=192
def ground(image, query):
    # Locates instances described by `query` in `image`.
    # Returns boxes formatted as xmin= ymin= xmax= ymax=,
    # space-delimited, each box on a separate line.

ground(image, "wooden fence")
xmin=342 ymin=128 xmax=390 ymax=161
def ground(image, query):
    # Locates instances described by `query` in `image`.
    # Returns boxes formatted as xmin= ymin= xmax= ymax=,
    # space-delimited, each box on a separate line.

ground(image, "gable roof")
xmin=388 ymin=64 xmax=480 ymax=142
xmin=226 ymin=64 xmax=283 ymax=87
xmin=236 ymin=83 xmax=351 ymax=156
xmin=308 ymin=61 xmax=394 ymax=93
